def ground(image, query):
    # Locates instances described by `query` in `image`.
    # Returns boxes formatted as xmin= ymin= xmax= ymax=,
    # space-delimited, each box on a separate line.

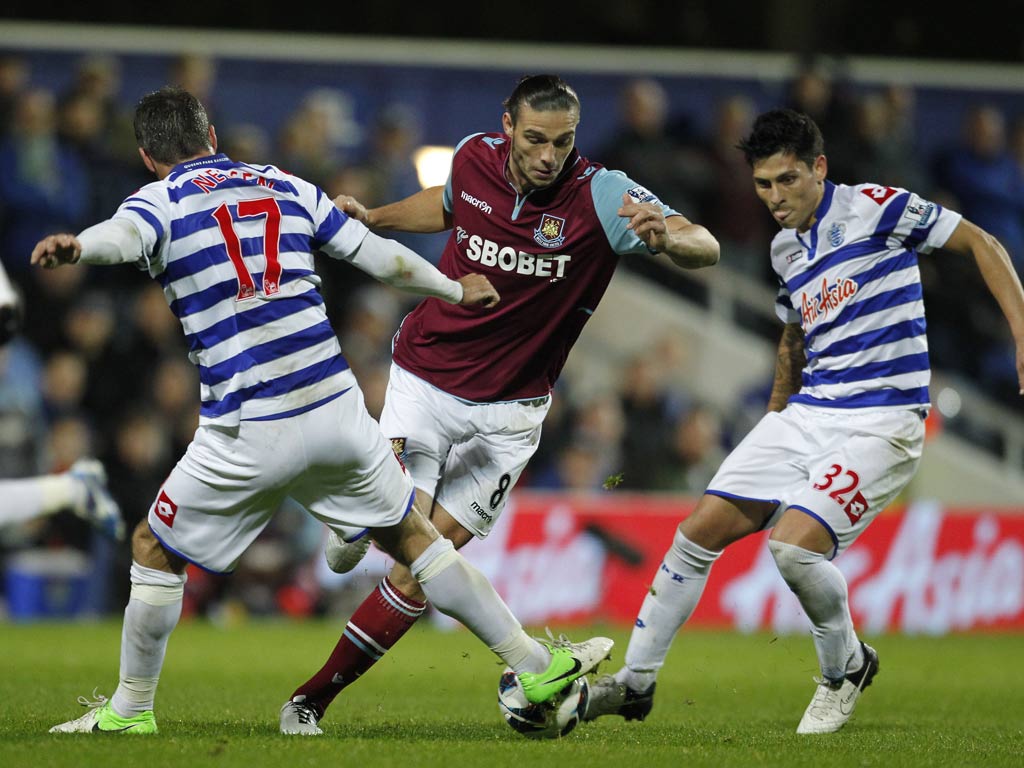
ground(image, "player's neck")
xmin=796 ymin=183 xmax=827 ymax=233
xmin=504 ymin=160 xmax=531 ymax=195
xmin=153 ymin=150 xmax=218 ymax=180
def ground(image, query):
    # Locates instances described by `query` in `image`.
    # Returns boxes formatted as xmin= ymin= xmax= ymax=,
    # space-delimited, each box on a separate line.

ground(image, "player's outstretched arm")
xmin=943 ymin=218 xmax=1024 ymax=395
xmin=618 ymin=193 xmax=719 ymax=269
xmin=32 ymin=220 xmax=144 ymax=269
xmin=335 ymin=186 xmax=451 ymax=234
xmin=347 ymin=231 xmax=498 ymax=307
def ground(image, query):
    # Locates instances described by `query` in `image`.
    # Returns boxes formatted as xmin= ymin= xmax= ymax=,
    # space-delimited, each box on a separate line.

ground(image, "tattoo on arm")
xmin=767 ymin=323 xmax=806 ymax=412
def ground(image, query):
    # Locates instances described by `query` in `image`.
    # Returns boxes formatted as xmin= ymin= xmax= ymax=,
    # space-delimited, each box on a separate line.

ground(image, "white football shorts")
xmin=148 ymin=385 xmax=414 ymax=573
xmin=378 ymin=364 xmax=550 ymax=539
xmin=705 ymin=403 xmax=925 ymax=558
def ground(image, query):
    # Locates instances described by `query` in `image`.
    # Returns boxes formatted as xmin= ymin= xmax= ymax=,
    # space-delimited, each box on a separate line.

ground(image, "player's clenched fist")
xmin=31 ymin=234 xmax=82 ymax=269
xmin=457 ymin=273 xmax=500 ymax=308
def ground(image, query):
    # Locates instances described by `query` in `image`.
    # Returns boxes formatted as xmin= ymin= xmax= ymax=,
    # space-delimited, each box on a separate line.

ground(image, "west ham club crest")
xmin=533 ymin=214 xmax=567 ymax=249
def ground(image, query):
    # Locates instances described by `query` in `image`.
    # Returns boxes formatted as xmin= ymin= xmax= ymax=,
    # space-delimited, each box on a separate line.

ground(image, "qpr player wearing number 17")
xmin=583 ymin=108 xmax=1024 ymax=734
xmin=37 ymin=86 xmax=614 ymax=736
xmin=280 ymin=74 xmax=720 ymax=734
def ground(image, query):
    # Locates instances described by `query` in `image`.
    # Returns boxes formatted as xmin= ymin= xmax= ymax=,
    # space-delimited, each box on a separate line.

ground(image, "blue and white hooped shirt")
xmin=772 ymin=181 xmax=961 ymax=412
xmin=113 ymin=154 xmax=368 ymax=426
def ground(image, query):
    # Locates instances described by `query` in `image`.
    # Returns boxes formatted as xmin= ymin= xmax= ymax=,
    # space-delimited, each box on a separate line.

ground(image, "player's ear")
xmin=208 ymin=124 xmax=218 ymax=153
xmin=138 ymin=147 xmax=157 ymax=175
xmin=813 ymin=154 xmax=828 ymax=182
xmin=502 ymin=112 xmax=513 ymax=138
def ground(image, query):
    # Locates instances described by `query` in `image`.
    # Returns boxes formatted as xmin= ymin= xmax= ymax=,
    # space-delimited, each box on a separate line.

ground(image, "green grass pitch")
xmin=0 ymin=620 xmax=1021 ymax=767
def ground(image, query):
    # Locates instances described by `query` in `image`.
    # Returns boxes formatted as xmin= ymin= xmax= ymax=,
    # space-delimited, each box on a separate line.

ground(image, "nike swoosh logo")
xmin=545 ymin=658 xmax=582 ymax=684
xmin=839 ymin=691 xmax=858 ymax=715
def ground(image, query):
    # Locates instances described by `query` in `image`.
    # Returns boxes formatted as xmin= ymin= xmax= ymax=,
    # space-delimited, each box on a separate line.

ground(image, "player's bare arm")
xmin=337 ymin=186 xmax=451 ymax=234
xmin=766 ymin=322 xmax=806 ymax=412
xmin=942 ymin=218 xmax=1024 ymax=394
xmin=457 ymin=274 xmax=500 ymax=308
xmin=618 ymin=193 xmax=719 ymax=268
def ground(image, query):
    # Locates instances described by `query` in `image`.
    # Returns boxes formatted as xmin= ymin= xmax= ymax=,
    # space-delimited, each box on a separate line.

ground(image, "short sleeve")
xmin=590 ymin=169 xmax=680 ymax=255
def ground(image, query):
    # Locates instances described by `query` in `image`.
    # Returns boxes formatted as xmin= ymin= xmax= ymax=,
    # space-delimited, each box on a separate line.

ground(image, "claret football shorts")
xmin=379 ymin=364 xmax=550 ymax=539
xmin=705 ymin=403 xmax=925 ymax=558
xmin=148 ymin=385 xmax=414 ymax=573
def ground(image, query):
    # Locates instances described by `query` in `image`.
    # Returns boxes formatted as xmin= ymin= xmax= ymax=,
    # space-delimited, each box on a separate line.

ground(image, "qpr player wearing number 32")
xmin=281 ymin=74 xmax=720 ymax=733
xmin=36 ymin=86 xmax=616 ymax=736
xmin=583 ymin=109 xmax=1024 ymax=734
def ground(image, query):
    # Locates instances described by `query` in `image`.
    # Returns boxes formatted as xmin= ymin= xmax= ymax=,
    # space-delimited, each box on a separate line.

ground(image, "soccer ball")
xmin=497 ymin=667 xmax=589 ymax=739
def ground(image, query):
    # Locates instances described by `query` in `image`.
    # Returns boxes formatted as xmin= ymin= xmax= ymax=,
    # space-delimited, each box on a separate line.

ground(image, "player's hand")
xmin=457 ymin=273 xmax=500 ymax=308
xmin=334 ymin=194 xmax=370 ymax=225
xmin=618 ymin=192 xmax=669 ymax=253
xmin=30 ymin=234 xmax=82 ymax=269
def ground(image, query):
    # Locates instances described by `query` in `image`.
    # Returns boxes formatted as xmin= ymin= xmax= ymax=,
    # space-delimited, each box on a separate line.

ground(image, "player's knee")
xmin=680 ymin=494 xmax=769 ymax=550
xmin=430 ymin=504 xmax=474 ymax=548
xmin=130 ymin=519 xmax=155 ymax=558
xmin=131 ymin=519 xmax=186 ymax=574
xmin=374 ymin=505 xmax=435 ymax=563
xmin=768 ymin=539 xmax=824 ymax=583
xmin=668 ymin=527 xmax=720 ymax=576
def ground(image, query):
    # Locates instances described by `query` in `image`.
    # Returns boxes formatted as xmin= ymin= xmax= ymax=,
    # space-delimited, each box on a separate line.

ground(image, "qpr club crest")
xmin=533 ymin=213 xmax=567 ymax=249
xmin=826 ymin=221 xmax=846 ymax=248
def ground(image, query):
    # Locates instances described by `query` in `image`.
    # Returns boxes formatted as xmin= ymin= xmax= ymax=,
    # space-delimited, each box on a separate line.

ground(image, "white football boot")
xmin=324 ymin=530 xmax=371 ymax=574
xmin=280 ymin=696 xmax=323 ymax=735
xmin=69 ymin=459 xmax=126 ymax=541
xmin=49 ymin=690 xmax=157 ymax=734
xmin=518 ymin=632 xmax=615 ymax=704
xmin=797 ymin=642 xmax=880 ymax=734
xmin=582 ymin=674 xmax=656 ymax=721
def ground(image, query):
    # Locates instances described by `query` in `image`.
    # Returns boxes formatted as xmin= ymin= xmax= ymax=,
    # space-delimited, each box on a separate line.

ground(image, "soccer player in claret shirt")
xmin=583 ymin=108 xmax=1024 ymax=734
xmin=35 ymin=86 xmax=614 ymax=735
xmin=280 ymin=73 xmax=719 ymax=734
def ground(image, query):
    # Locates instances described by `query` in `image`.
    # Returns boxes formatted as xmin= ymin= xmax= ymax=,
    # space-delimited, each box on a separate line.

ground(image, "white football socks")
xmin=109 ymin=563 xmax=186 ymax=718
xmin=768 ymin=539 xmax=862 ymax=681
xmin=618 ymin=529 xmax=720 ymax=692
xmin=0 ymin=474 xmax=80 ymax=526
xmin=410 ymin=535 xmax=547 ymax=673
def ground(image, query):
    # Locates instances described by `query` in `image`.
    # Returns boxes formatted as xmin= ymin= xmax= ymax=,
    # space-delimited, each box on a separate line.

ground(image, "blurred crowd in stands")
xmin=1 ymin=49 xmax=1022 ymax=619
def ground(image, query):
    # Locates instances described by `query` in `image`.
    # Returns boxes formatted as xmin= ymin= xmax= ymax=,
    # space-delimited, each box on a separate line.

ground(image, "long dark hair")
xmin=503 ymin=74 xmax=580 ymax=124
